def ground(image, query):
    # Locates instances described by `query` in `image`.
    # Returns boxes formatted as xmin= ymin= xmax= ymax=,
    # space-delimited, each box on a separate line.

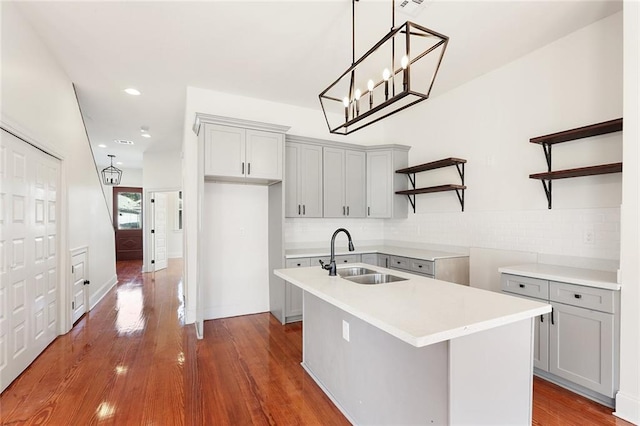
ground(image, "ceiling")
xmin=14 ymin=0 xmax=622 ymax=169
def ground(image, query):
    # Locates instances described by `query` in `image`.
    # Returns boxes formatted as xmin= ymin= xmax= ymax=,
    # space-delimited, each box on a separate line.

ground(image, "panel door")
xmin=113 ymin=187 xmax=143 ymax=261
xmin=246 ymin=130 xmax=283 ymax=180
xmin=0 ymin=130 xmax=60 ymax=393
xmin=204 ymin=124 xmax=245 ymax=177
xmin=299 ymin=144 xmax=323 ymax=217
xmin=153 ymin=193 xmax=168 ymax=271
xmin=285 ymin=143 xmax=301 ymax=217
xmin=549 ymin=302 xmax=615 ymax=396
xmin=366 ymin=151 xmax=392 ymax=218
xmin=344 ymin=150 xmax=366 ymax=217
xmin=71 ymin=250 xmax=88 ymax=324
xmin=323 ymin=147 xmax=346 ymax=218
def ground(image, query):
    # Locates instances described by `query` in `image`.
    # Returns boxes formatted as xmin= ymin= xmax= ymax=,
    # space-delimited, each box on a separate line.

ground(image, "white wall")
xmin=142 ymin=150 xmax=181 ymax=190
xmin=382 ymin=12 xmax=623 ymax=265
xmin=615 ymin=1 xmax=640 ymax=423
xmin=1 ymin=3 xmax=117 ymax=326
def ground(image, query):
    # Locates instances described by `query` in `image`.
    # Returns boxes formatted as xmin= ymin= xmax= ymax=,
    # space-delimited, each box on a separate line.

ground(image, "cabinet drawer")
xmin=310 ymin=254 xmax=360 ymax=266
xmin=390 ymin=256 xmax=411 ymax=270
xmin=410 ymin=259 xmax=434 ymax=275
xmin=286 ymin=258 xmax=310 ymax=268
xmin=550 ymin=281 xmax=616 ymax=314
xmin=501 ymin=274 xmax=549 ymax=299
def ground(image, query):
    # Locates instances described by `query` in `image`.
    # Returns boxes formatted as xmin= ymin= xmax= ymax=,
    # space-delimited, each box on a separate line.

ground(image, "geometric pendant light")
xmin=319 ymin=0 xmax=449 ymax=135
xmin=101 ymin=154 xmax=123 ymax=185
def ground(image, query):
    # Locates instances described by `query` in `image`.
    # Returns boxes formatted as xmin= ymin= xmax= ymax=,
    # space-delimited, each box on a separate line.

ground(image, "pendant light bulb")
xmin=383 ymin=68 xmax=391 ymax=81
xmin=343 ymin=97 xmax=350 ymax=107
xmin=401 ymin=55 xmax=409 ymax=70
xmin=367 ymin=79 xmax=374 ymax=91
xmin=354 ymin=89 xmax=362 ymax=100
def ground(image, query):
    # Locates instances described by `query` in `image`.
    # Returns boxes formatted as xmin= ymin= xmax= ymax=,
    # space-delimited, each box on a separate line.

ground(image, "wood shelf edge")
xmin=396 ymin=184 xmax=466 ymax=195
xmin=396 ymin=157 xmax=466 ymax=174
xmin=529 ymin=163 xmax=622 ymax=180
xmin=530 ymin=118 xmax=623 ymax=146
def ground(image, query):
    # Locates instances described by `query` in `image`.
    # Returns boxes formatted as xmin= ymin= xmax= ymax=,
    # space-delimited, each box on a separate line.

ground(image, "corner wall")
xmin=382 ymin=12 xmax=623 ymax=265
xmin=1 ymin=3 xmax=117 ymax=329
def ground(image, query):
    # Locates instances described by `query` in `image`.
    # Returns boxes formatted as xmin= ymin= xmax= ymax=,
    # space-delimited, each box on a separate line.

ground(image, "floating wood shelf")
xmin=530 ymin=118 xmax=622 ymax=146
xmin=529 ymin=118 xmax=623 ymax=209
xmin=396 ymin=158 xmax=466 ymax=212
xmin=529 ymin=163 xmax=622 ymax=181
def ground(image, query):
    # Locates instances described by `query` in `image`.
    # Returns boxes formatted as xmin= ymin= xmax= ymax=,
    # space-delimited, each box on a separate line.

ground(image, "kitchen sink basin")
xmin=344 ymin=273 xmax=408 ymax=285
xmin=337 ymin=267 xmax=377 ymax=277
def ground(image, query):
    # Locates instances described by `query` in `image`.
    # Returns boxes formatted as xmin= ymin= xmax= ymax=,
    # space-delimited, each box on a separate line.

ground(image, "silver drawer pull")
xmin=574 ymin=294 xmax=582 ymax=299
xmin=519 ymin=284 xmax=525 ymax=288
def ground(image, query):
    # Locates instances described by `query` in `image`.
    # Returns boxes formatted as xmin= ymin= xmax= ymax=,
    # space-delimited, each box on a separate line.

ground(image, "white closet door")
xmin=0 ymin=129 xmax=60 ymax=393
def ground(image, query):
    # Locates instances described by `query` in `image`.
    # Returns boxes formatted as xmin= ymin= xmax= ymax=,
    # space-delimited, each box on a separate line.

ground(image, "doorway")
xmin=113 ymin=187 xmax=143 ymax=260
xmin=144 ymin=190 xmax=183 ymax=273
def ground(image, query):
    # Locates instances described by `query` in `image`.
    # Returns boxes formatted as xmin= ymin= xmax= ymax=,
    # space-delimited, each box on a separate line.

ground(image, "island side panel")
xmin=302 ymin=292 xmax=449 ymax=425
xmin=449 ymin=318 xmax=534 ymax=425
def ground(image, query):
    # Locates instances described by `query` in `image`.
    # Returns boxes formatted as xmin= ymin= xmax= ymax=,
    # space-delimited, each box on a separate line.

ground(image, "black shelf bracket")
xmin=455 ymin=163 xmax=465 ymax=212
xmin=407 ymin=173 xmax=417 ymax=213
xmin=542 ymin=143 xmax=552 ymax=209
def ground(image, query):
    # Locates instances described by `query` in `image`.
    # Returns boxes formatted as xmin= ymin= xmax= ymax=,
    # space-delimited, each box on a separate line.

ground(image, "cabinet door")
xmin=549 ymin=302 xmax=615 ymax=397
xmin=284 ymin=258 xmax=309 ymax=322
xmin=377 ymin=254 xmax=390 ymax=268
xmin=204 ymin=124 xmax=245 ymax=177
xmin=345 ymin=150 xmax=366 ymax=217
xmin=323 ymin=147 xmax=346 ymax=217
xmin=245 ymin=130 xmax=283 ymax=180
xmin=299 ymin=144 xmax=323 ymax=217
xmin=366 ymin=151 xmax=392 ymax=218
xmin=361 ymin=253 xmax=378 ymax=265
xmin=285 ymin=143 xmax=301 ymax=217
xmin=534 ymin=312 xmax=550 ymax=371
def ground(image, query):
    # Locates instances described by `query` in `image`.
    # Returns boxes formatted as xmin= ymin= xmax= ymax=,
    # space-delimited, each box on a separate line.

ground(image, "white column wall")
xmin=615 ymin=1 xmax=640 ymax=423
xmin=1 ymin=3 xmax=117 ymax=327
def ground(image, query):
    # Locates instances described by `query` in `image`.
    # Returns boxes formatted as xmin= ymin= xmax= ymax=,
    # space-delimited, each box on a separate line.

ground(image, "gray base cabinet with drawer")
xmin=376 ymin=254 xmax=469 ymax=285
xmin=501 ymin=273 xmax=620 ymax=406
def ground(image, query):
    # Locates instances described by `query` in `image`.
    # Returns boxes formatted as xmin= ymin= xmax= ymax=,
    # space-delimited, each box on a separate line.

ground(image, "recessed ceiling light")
xmin=141 ymin=133 xmax=151 ymax=138
xmin=115 ymin=139 xmax=134 ymax=145
xmin=98 ymin=144 xmax=107 ymax=148
xmin=124 ymin=88 xmax=141 ymax=96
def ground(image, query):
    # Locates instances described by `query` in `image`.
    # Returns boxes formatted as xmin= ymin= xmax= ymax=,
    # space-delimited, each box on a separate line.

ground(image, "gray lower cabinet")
xmin=379 ymin=254 xmax=469 ymax=285
xmin=284 ymin=258 xmax=309 ymax=322
xmin=501 ymin=273 xmax=619 ymax=405
xmin=361 ymin=253 xmax=378 ymax=266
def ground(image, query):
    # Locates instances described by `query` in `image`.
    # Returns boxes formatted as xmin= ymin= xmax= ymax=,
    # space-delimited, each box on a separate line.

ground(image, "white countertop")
xmin=274 ymin=263 xmax=550 ymax=348
xmin=498 ymin=263 xmax=620 ymax=291
xmin=285 ymin=245 xmax=468 ymax=261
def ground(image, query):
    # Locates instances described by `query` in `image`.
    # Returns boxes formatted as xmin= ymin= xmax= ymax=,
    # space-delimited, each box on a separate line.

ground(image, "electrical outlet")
xmin=342 ymin=320 xmax=350 ymax=342
xmin=583 ymin=230 xmax=595 ymax=244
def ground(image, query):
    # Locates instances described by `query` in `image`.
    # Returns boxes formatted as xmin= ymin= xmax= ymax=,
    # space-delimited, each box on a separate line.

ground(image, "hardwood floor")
xmin=0 ymin=259 xmax=632 ymax=425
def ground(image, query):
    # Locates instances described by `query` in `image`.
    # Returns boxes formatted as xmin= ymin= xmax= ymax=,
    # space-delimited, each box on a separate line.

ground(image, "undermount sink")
xmin=344 ymin=273 xmax=408 ymax=285
xmin=337 ymin=267 xmax=377 ymax=277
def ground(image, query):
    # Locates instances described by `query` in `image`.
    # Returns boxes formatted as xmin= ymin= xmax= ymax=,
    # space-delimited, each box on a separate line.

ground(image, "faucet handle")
xmin=319 ymin=259 xmax=329 ymax=270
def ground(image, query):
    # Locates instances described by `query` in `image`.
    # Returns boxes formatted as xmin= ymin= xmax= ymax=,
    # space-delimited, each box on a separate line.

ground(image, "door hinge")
xmin=84 ymin=280 xmax=90 ymax=286
xmin=151 ymin=229 xmax=155 ymax=234
xmin=72 ymin=301 xmax=75 ymax=310
xmin=151 ymin=260 xmax=155 ymax=264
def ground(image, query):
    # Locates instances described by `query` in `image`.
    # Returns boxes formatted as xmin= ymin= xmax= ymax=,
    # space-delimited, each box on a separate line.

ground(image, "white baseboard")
xmin=615 ymin=391 xmax=640 ymax=425
xmin=203 ymin=306 xmax=269 ymax=321
xmin=90 ymin=274 xmax=117 ymax=310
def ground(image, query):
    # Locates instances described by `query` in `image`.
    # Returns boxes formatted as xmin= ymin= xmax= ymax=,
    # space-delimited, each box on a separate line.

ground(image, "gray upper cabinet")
xmin=285 ymin=142 xmax=323 ymax=217
xmin=203 ymin=123 xmax=283 ymax=182
xmin=323 ymin=147 xmax=366 ymax=218
xmin=366 ymin=148 xmax=409 ymax=219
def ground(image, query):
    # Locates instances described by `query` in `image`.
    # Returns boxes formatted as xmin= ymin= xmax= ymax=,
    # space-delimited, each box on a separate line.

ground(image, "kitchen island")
xmin=274 ymin=263 xmax=550 ymax=425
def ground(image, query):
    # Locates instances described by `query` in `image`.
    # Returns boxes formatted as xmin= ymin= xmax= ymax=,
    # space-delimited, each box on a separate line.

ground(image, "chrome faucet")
xmin=319 ymin=228 xmax=355 ymax=276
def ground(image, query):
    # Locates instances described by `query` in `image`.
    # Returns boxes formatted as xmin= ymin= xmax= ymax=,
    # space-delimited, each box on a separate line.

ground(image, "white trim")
xmin=143 ymin=187 xmax=181 ymax=273
xmin=89 ymin=274 xmax=118 ymax=310
xmin=615 ymin=391 xmax=640 ymax=425
xmin=1 ymin=113 xmax=64 ymax=161
xmin=193 ymin=113 xmax=291 ymax=135
xmin=286 ymin=133 xmax=411 ymax=152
